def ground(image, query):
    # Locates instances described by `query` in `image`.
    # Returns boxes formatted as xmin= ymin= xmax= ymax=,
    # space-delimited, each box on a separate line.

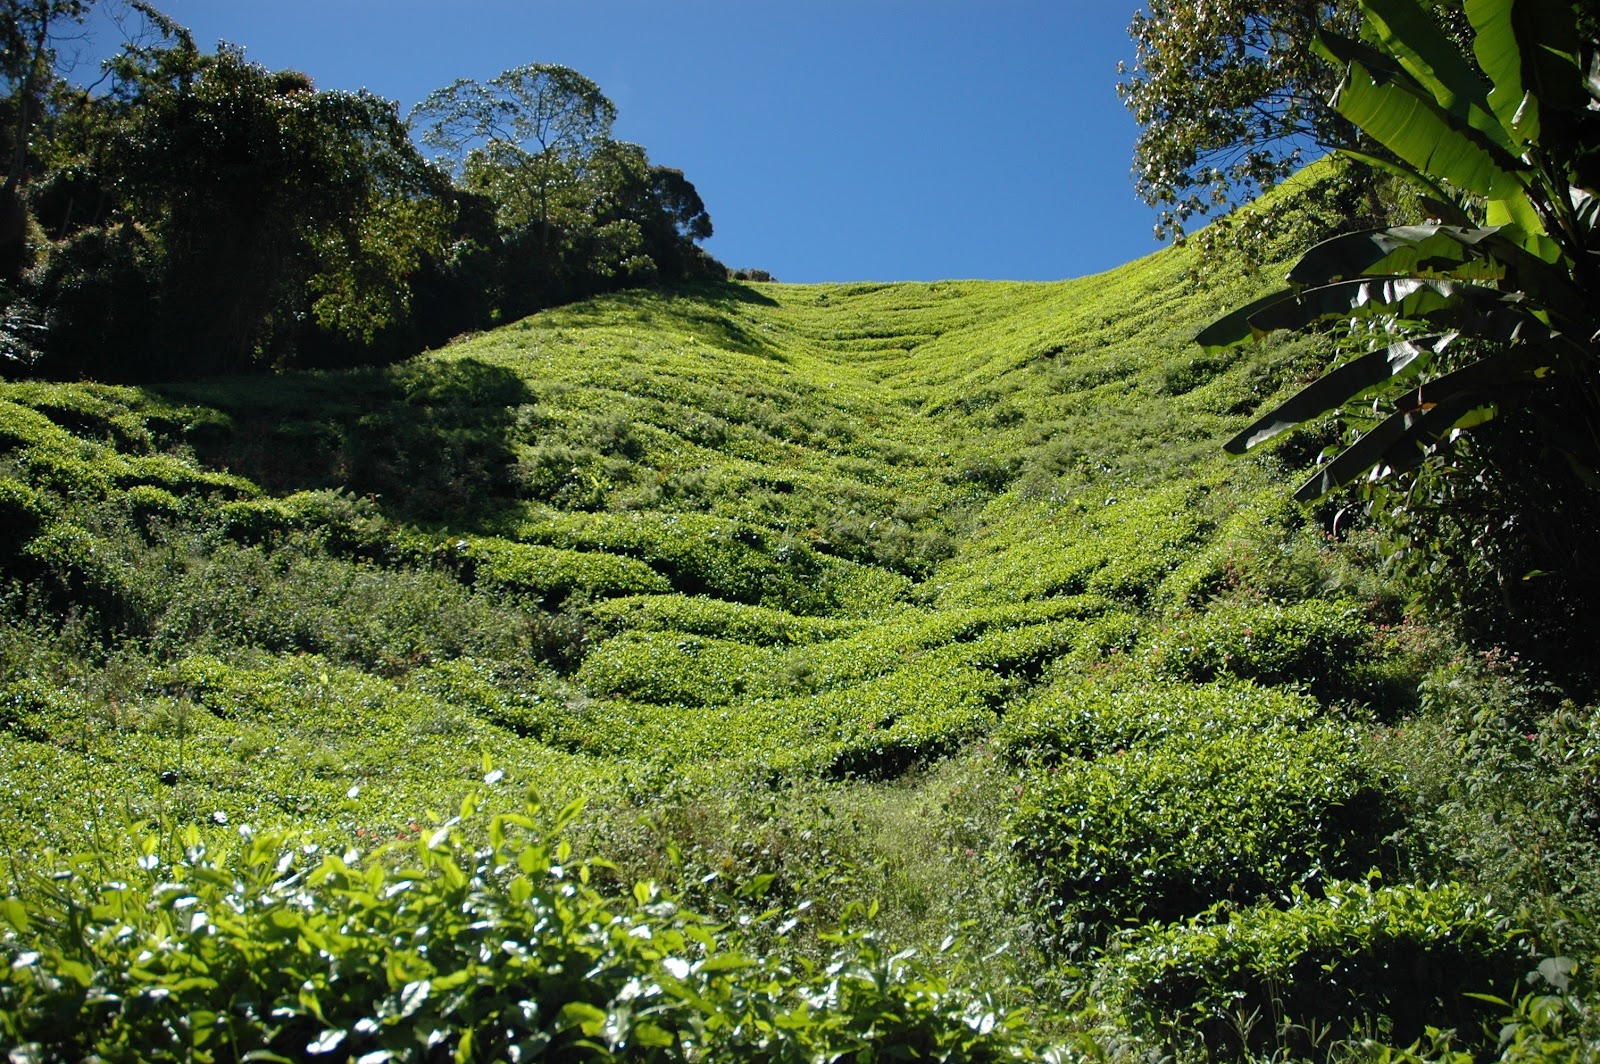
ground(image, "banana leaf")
xmin=1468 ymin=0 xmax=1587 ymax=138
xmin=1336 ymin=149 xmax=1463 ymax=216
xmin=1363 ymin=0 xmax=1510 ymax=150
xmin=1285 ymin=225 xmax=1503 ymax=286
xmin=1243 ymin=277 xmax=1523 ymax=337
xmin=1224 ymin=336 xmax=1445 ymax=455
xmin=1295 ymin=393 xmax=1495 ymax=501
xmin=1291 ymin=349 xmax=1548 ymax=500
xmin=1194 ymin=288 xmax=1298 ymax=353
xmin=1327 ymin=46 xmax=1543 ymax=238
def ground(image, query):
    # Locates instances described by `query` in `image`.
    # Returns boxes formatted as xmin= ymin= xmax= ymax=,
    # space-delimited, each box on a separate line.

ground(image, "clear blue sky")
xmin=83 ymin=2 xmax=1158 ymax=284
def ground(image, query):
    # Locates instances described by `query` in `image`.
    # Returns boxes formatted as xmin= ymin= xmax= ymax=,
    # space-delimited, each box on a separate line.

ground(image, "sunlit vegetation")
xmin=4 ymin=0 xmax=1600 ymax=1050
xmin=2 ymin=146 xmax=1596 ymax=1057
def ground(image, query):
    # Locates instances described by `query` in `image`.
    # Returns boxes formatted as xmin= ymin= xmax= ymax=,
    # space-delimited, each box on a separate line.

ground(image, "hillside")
xmin=3 ymin=192 xmax=1597 ymax=1057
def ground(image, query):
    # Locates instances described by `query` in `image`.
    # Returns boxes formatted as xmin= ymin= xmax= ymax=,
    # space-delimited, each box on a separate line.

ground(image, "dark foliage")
xmin=0 ymin=6 xmax=722 ymax=382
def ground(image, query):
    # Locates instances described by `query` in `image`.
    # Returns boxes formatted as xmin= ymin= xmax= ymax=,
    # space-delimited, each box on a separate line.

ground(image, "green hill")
xmin=3 ymin=179 xmax=1595 ymax=1058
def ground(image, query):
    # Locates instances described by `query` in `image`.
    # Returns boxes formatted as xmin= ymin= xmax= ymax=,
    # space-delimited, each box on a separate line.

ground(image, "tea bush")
xmin=3 ymin=237 xmax=1596 ymax=1057
xmin=409 ymin=658 xmax=567 ymax=739
xmin=516 ymin=511 xmax=831 ymax=613
xmin=994 ymin=678 xmax=1325 ymax=768
xmin=1097 ymin=880 xmax=1530 ymax=1059
xmin=1009 ymin=722 xmax=1402 ymax=934
xmin=933 ymin=483 xmax=1214 ymax=609
xmin=216 ymin=490 xmax=393 ymax=558
xmin=0 ymin=795 xmax=1041 ymax=1061
xmin=577 ymin=630 xmax=786 ymax=706
xmin=583 ymin=594 xmax=857 ymax=646
xmin=457 ymin=536 xmax=672 ymax=603
xmin=148 ymin=541 xmax=534 ymax=672
xmin=1146 ymin=599 xmax=1378 ymax=704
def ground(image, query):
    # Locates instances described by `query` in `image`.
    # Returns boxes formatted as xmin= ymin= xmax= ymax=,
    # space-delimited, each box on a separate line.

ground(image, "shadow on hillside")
xmin=165 ymin=357 xmax=532 ymax=528
xmin=688 ymin=279 xmax=781 ymax=309
xmin=542 ymin=280 xmax=785 ymax=358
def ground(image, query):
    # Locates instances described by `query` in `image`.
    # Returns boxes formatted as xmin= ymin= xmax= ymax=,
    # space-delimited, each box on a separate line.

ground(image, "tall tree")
xmin=1120 ymin=0 xmax=1599 ymax=244
xmin=409 ymin=64 xmax=717 ymax=320
xmin=29 ymin=11 xmax=452 ymax=376
xmin=410 ymin=64 xmax=616 ymax=245
xmin=1 ymin=0 xmax=91 ymax=277
xmin=1119 ymin=0 xmax=1365 ymax=242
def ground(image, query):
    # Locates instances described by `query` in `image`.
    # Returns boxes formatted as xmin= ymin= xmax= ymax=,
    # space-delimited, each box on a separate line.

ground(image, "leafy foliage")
xmin=1009 ymin=709 xmax=1399 ymax=935
xmin=1098 ymin=880 xmax=1530 ymax=1058
xmin=1119 ymin=0 xmax=1368 ymax=241
xmin=1 ymin=10 xmax=720 ymax=380
xmin=0 ymin=179 xmax=1595 ymax=1056
xmin=1204 ymin=0 xmax=1600 ymax=676
xmin=0 ymin=792 xmax=1038 ymax=1061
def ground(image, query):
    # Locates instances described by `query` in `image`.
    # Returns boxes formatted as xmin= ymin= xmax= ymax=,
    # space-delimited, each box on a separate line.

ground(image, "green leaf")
xmin=54 ymin=958 xmax=94 ymax=986
xmin=0 ymin=897 xmax=30 ymax=931
xmin=558 ymin=1001 xmax=608 ymax=1036
xmin=1332 ymin=53 xmax=1532 ymax=212
xmin=399 ymin=979 xmax=431 ymax=1018
xmin=1284 ymin=225 xmax=1501 ymax=286
xmin=632 ymin=1022 xmax=675 ymax=1048
xmin=1243 ymin=276 xmax=1538 ymax=344
xmin=1224 ymin=337 xmax=1443 ymax=455
xmin=1293 ymin=353 xmax=1546 ymax=500
xmin=1363 ymin=0 xmax=1509 ymax=150
xmin=1468 ymin=0 xmax=1587 ymax=137
xmin=1536 ymin=955 xmax=1577 ymax=989
xmin=1336 ymin=149 xmax=1461 ymax=214
xmin=1194 ymin=288 xmax=1299 ymax=353
xmin=699 ymin=952 xmax=758 ymax=973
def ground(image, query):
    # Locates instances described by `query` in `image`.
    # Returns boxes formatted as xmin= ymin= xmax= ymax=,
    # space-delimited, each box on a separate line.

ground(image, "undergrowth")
xmin=2 ymin=171 xmax=1596 ymax=1059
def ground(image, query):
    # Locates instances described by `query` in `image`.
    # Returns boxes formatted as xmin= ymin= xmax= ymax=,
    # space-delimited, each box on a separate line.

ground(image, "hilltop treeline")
xmin=0 ymin=2 xmax=721 ymax=381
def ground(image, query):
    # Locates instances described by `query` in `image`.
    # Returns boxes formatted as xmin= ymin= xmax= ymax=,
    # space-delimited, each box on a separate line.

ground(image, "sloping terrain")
xmin=4 ymin=181 xmax=1595 ymax=1057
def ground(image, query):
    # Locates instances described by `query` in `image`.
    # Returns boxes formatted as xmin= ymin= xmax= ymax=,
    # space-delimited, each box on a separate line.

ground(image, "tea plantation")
xmin=2 ymin=173 xmax=1597 ymax=1058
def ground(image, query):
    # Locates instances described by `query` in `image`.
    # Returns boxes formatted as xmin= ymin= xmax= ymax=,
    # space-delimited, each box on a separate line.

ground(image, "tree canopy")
xmin=0 ymin=13 xmax=720 ymax=381
xmin=1119 ymin=0 xmax=1366 ymax=242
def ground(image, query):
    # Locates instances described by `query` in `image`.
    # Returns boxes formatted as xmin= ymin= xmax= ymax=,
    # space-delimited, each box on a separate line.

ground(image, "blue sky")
xmin=84 ymin=2 xmax=1157 ymax=284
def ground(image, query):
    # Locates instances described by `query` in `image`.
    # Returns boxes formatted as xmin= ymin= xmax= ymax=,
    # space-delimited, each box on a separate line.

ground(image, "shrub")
xmin=1097 ymin=880 xmax=1530 ymax=1059
xmin=0 ymin=674 xmax=91 ymax=744
xmin=933 ymin=485 xmax=1212 ymax=609
xmin=0 ymin=476 xmax=47 ymax=549
xmin=517 ymin=511 xmax=831 ymax=613
xmin=151 ymin=542 xmax=530 ymax=673
xmin=994 ymin=679 xmax=1324 ymax=769
xmin=1146 ymin=599 xmax=1376 ymax=703
xmin=410 ymin=658 xmax=564 ymax=739
xmin=458 ymin=537 xmax=671 ymax=604
xmin=576 ymin=630 xmax=783 ymax=707
xmin=0 ymin=794 xmax=1038 ymax=1061
xmin=20 ymin=521 xmax=145 ymax=624
xmin=1009 ymin=723 xmax=1401 ymax=935
xmin=809 ymin=656 xmax=1008 ymax=780
xmin=583 ymin=594 xmax=856 ymax=646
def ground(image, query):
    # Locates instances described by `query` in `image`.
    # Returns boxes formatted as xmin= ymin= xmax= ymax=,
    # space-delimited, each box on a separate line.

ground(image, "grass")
xmin=2 ymin=166 xmax=1596 ymax=1058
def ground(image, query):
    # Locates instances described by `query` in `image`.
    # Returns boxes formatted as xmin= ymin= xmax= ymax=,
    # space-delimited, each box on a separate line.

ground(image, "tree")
xmin=1119 ymin=0 xmax=1369 ymax=242
xmin=410 ymin=64 xmax=616 ymax=244
xmin=1121 ymin=0 xmax=1600 ymax=244
xmin=1202 ymin=0 xmax=1600 ymax=663
xmin=1 ymin=0 xmax=92 ymax=277
xmin=409 ymin=64 xmax=718 ymax=320
xmin=25 ymin=8 xmax=453 ymax=376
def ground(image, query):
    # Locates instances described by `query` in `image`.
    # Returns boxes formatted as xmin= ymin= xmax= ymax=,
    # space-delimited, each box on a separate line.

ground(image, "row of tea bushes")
xmin=1096 ymin=879 xmax=1530 ymax=1059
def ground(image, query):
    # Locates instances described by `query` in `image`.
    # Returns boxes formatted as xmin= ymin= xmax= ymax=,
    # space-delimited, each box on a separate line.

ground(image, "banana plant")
xmin=1201 ymin=0 xmax=1599 ymax=503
